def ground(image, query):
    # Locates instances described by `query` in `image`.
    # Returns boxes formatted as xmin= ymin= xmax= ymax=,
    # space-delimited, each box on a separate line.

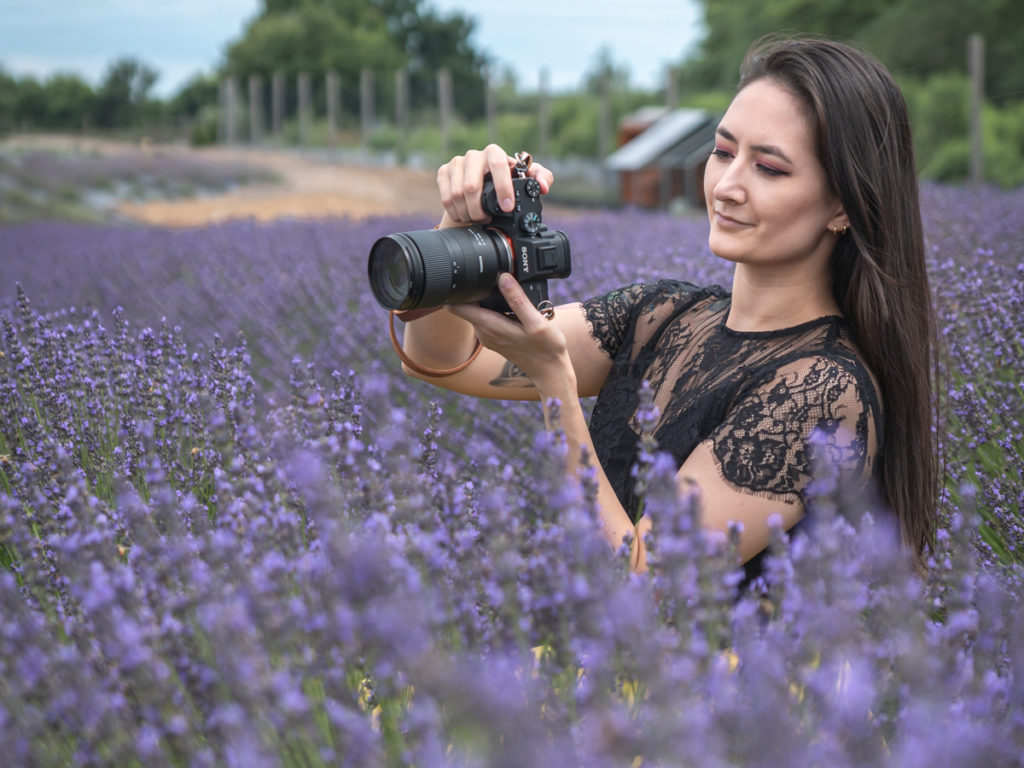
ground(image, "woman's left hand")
xmin=446 ymin=273 xmax=577 ymax=399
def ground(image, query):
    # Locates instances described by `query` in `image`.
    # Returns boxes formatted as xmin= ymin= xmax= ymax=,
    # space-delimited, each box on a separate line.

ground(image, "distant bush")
xmin=903 ymin=73 xmax=1024 ymax=187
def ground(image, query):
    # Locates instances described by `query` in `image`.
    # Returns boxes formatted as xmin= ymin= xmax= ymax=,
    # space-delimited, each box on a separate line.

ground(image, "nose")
xmin=709 ymin=157 xmax=747 ymax=205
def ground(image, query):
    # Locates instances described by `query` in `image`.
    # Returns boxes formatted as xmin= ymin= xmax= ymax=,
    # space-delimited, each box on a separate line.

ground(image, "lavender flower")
xmin=0 ymin=181 xmax=1022 ymax=764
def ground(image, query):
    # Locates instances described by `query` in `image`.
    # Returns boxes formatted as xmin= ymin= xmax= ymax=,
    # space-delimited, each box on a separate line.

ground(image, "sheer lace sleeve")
xmin=580 ymin=282 xmax=649 ymax=359
xmin=708 ymin=355 xmax=879 ymax=503
xmin=581 ymin=280 xmax=707 ymax=360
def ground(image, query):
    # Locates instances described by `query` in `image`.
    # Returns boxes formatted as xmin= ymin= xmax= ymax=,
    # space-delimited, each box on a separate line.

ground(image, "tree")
xmin=583 ymin=45 xmax=632 ymax=95
xmin=41 ymin=73 xmax=96 ymax=130
xmin=224 ymin=0 xmax=489 ymax=120
xmin=13 ymin=77 xmax=46 ymax=130
xmin=169 ymin=73 xmax=220 ymax=120
xmin=375 ymin=0 xmax=488 ymax=116
xmin=94 ymin=58 xmax=159 ymax=128
xmin=0 ymin=68 xmax=20 ymax=133
xmin=679 ymin=0 xmax=1024 ymax=103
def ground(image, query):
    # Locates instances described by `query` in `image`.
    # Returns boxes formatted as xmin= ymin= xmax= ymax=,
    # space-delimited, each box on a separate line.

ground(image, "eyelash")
xmin=711 ymin=147 xmax=789 ymax=177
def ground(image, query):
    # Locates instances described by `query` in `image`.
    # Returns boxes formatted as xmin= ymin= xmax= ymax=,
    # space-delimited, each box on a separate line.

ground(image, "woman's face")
xmin=703 ymin=78 xmax=847 ymax=270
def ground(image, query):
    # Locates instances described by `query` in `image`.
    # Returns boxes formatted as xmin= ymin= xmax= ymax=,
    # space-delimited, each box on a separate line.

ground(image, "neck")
xmin=727 ymin=261 xmax=841 ymax=332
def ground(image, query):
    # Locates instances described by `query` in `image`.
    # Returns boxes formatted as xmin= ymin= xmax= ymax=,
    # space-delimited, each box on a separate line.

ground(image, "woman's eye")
xmin=757 ymin=163 xmax=788 ymax=177
xmin=711 ymin=147 xmax=732 ymax=160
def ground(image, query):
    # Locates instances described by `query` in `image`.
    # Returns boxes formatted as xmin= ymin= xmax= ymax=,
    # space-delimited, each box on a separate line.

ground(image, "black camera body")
xmin=367 ymin=173 xmax=571 ymax=316
xmin=475 ymin=175 xmax=570 ymax=313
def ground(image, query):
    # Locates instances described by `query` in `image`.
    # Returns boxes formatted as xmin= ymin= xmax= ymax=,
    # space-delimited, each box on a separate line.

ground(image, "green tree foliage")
xmin=94 ymin=58 xmax=160 ymax=128
xmin=225 ymin=0 xmax=488 ymax=119
xmin=678 ymin=0 xmax=1024 ymax=186
xmin=12 ymin=77 xmax=45 ymax=131
xmin=375 ymin=0 xmax=487 ymax=115
xmin=40 ymin=74 xmax=97 ymax=130
xmin=0 ymin=69 xmax=16 ymax=133
xmin=169 ymin=74 xmax=220 ymax=121
xmin=682 ymin=0 xmax=1023 ymax=103
xmin=226 ymin=4 xmax=400 ymax=82
xmin=0 ymin=61 xmax=159 ymax=134
xmin=583 ymin=45 xmax=633 ymax=96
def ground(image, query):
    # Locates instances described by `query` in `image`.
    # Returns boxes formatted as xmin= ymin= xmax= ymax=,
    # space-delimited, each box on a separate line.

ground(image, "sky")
xmin=0 ymin=0 xmax=704 ymax=98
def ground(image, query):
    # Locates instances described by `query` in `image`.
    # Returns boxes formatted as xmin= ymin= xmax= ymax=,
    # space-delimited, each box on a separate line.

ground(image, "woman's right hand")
xmin=436 ymin=144 xmax=555 ymax=228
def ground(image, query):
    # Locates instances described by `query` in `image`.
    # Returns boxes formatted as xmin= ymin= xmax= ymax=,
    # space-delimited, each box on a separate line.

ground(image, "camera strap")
xmin=388 ymin=310 xmax=483 ymax=378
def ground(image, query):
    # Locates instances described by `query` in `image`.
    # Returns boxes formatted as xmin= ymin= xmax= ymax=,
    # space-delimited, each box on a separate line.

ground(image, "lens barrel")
xmin=368 ymin=225 xmax=512 ymax=311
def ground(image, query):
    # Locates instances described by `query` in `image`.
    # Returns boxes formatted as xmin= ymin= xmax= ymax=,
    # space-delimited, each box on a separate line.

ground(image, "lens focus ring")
xmin=405 ymin=232 xmax=455 ymax=306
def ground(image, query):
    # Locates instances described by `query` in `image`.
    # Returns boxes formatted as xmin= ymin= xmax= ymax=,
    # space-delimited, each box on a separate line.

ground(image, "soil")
xmin=117 ymin=147 xmax=443 ymax=226
xmin=3 ymin=134 xmax=444 ymax=226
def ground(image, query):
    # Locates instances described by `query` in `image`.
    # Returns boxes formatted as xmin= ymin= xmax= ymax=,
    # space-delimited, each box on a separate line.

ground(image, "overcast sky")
xmin=0 ymin=0 xmax=703 ymax=97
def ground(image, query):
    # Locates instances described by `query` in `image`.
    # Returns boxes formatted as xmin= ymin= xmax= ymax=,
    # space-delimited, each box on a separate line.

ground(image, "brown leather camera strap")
xmin=388 ymin=309 xmax=483 ymax=378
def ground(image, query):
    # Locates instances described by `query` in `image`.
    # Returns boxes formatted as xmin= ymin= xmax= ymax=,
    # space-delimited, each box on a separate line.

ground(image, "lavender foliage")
xmin=0 ymin=182 xmax=1022 ymax=765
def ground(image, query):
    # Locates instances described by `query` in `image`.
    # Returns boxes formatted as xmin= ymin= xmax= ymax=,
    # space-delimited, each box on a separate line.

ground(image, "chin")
xmin=707 ymin=235 xmax=745 ymax=264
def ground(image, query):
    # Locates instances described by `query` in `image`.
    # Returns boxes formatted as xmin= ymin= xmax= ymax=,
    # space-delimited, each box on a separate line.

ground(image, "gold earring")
xmin=831 ymin=224 xmax=849 ymax=237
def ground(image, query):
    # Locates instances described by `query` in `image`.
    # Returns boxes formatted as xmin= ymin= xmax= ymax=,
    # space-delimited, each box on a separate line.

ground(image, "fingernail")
xmin=498 ymin=272 xmax=513 ymax=288
xmin=500 ymin=197 xmax=514 ymax=211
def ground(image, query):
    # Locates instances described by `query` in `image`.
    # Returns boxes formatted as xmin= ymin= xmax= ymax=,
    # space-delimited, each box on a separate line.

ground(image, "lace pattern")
xmin=581 ymin=280 xmax=882 ymax=521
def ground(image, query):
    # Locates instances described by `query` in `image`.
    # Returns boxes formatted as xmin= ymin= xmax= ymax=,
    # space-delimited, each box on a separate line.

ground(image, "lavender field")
xmin=0 ymin=182 xmax=1022 ymax=765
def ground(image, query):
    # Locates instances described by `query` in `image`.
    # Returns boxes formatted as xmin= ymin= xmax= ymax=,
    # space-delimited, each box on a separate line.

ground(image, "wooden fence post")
xmin=226 ymin=77 xmax=239 ymax=144
xmin=249 ymin=74 xmax=263 ymax=144
xmin=598 ymin=71 xmax=611 ymax=160
xmin=327 ymin=70 xmax=340 ymax=144
xmin=218 ymin=79 xmax=228 ymax=144
xmin=272 ymin=71 xmax=284 ymax=136
xmin=485 ymin=66 xmax=496 ymax=144
xmin=361 ymin=68 xmax=375 ymax=148
xmin=395 ymin=68 xmax=409 ymax=160
xmin=538 ymin=68 xmax=550 ymax=159
xmin=439 ymin=68 xmax=452 ymax=160
xmin=298 ymin=72 xmax=311 ymax=145
xmin=969 ymin=33 xmax=985 ymax=185
xmin=665 ymin=66 xmax=678 ymax=110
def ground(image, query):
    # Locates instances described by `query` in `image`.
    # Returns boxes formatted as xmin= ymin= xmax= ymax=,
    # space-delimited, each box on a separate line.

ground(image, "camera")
xmin=367 ymin=173 xmax=571 ymax=316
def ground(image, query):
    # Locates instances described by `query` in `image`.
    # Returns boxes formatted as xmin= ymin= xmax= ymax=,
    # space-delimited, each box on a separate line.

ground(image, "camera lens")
xmin=368 ymin=225 xmax=512 ymax=311
xmin=368 ymin=237 xmax=416 ymax=309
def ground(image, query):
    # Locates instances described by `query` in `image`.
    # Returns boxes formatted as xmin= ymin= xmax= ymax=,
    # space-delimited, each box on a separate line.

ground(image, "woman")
xmin=397 ymin=36 xmax=938 ymax=579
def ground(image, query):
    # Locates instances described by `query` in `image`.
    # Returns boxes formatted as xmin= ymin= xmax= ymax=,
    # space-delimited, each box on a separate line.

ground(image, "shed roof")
xmin=605 ymin=108 xmax=714 ymax=171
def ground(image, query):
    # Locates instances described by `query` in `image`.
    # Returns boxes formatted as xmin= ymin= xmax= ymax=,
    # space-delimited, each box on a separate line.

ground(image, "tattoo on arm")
xmin=490 ymin=360 xmax=536 ymax=388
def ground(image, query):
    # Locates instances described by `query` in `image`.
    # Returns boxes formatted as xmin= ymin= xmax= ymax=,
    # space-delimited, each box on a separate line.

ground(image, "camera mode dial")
xmin=523 ymin=178 xmax=541 ymax=198
xmin=520 ymin=211 xmax=542 ymax=234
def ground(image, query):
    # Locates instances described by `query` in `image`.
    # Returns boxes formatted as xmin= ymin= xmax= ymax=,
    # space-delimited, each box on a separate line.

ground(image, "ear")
xmin=827 ymin=202 xmax=849 ymax=234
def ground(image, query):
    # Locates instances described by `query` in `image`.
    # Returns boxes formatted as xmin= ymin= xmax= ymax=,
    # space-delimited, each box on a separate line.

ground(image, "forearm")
xmin=400 ymin=309 xmax=478 ymax=373
xmin=539 ymin=379 xmax=645 ymax=571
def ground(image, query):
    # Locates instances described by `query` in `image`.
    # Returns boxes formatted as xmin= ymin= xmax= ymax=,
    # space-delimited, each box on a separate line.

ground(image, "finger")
xmin=437 ymin=162 xmax=461 ymax=223
xmin=497 ymin=273 xmax=547 ymax=332
xmin=438 ymin=156 xmax=472 ymax=223
xmin=527 ymin=162 xmax=555 ymax=194
xmin=446 ymin=301 xmax=523 ymax=346
xmin=476 ymin=144 xmax=515 ymax=214
xmin=442 ymin=157 xmax=466 ymax=224
xmin=461 ymin=149 xmax=493 ymax=221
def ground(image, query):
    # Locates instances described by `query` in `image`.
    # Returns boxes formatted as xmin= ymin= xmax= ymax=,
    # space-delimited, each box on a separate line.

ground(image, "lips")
xmin=713 ymin=210 xmax=751 ymax=228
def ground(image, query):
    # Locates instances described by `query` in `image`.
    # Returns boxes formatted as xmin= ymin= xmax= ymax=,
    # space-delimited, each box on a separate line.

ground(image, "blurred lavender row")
xmin=0 ymin=144 xmax=278 ymax=224
xmin=0 ymin=182 xmax=1022 ymax=765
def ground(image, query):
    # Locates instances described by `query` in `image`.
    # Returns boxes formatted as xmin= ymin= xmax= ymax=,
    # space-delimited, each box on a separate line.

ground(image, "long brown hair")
xmin=738 ymin=36 xmax=939 ymax=565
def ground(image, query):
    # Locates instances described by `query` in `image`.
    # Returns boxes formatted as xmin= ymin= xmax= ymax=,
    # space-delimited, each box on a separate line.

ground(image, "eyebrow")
xmin=716 ymin=126 xmax=794 ymax=165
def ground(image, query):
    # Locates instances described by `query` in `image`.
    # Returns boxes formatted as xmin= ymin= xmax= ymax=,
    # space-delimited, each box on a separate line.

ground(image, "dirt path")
xmin=117 ymin=147 xmax=443 ymax=226
xmin=4 ymin=134 xmax=444 ymax=226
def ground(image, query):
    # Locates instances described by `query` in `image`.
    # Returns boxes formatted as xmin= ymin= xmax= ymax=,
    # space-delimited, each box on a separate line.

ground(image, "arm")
xmin=450 ymin=275 xmax=643 ymax=566
xmin=666 ymin=356 xmax=878 ymax=565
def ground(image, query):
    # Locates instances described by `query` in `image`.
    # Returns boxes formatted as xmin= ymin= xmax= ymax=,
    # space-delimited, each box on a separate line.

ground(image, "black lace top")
xmin=581 ymin=280 xmax=884 ymax=582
